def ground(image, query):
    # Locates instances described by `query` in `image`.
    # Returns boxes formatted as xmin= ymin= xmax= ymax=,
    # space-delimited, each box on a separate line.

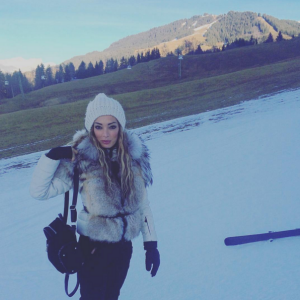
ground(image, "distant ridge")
xmin=63 ymin=14 xmax=220 ymax=68
xmin=61 ymin=11 xmax=300 ymax=69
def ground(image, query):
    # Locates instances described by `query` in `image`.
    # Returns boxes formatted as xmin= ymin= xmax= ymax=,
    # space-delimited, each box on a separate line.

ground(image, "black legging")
xmin=78 ymin=235 xmax=132 ymax=300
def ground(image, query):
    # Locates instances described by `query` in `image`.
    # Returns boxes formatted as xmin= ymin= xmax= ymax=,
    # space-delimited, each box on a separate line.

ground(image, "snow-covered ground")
xmin=1 ymin=89 xmax=300 ymax=300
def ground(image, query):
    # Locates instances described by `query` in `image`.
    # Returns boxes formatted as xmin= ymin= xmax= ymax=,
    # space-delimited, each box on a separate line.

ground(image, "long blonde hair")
xmin=89 ymin=125 xmax=135 ymax=200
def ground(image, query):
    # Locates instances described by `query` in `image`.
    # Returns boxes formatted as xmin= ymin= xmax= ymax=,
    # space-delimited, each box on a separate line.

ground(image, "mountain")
xmin=62 ymin=11 xmax=300 ymax=69
xmin=62 ymin=14 xmax=220 ymax=68
xmin=0 ymin=57 xmax=56 ymax=74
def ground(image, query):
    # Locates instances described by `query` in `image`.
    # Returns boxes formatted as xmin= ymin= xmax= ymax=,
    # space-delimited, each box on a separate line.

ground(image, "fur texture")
xmin=53 ymin=129 xmax=153 ymax=242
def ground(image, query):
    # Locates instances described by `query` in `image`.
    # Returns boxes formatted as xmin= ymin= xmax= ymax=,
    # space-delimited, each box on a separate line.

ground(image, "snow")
xmin=1 ymin=88 xmax=300 ymax=299
xmin=194 ymin=19 xmax=221 ymax=32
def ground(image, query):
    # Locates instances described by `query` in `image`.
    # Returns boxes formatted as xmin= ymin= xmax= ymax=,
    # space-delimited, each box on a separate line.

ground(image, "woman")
xmin=30 ymin=93 xmax=160 ymax=300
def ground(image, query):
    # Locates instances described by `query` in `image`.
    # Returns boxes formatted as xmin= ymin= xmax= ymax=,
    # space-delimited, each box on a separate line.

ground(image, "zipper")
xmin=145 ymin=217 xmax=151 ymax=235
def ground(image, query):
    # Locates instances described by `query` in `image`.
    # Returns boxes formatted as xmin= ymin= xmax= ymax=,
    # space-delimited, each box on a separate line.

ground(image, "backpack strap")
xmin=65 ymin=273 xmax=80 ymax=297
xmin=70 ymin=167 xmax=79 ymax=223
xmin=62 ymin=191 xmax=69 ymax=224
xmin=62 ymin=167 xmax=79 ymax=224
xmin=64 ymin=166 xmax=81 ymax=297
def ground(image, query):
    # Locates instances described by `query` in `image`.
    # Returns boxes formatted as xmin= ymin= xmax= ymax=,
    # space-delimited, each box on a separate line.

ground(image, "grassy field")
xmin=1 ymin=38 xmax=300 ymax=159
xmin=1 ymin=37 xmax=300 ymax=114
xmin=1 ymin=56 xmax=300 ymax=159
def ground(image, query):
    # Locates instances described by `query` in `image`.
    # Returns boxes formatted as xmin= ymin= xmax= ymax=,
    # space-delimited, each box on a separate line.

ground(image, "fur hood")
xmin=71 ymin=129 xmax=153 ymax=187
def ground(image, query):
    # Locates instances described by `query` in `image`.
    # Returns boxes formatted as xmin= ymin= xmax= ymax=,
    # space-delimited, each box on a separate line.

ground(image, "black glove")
xmin=46 ymin=146 xmax=73 ymax=160
xmin=144 ymin=241 xmax=160 ymax=277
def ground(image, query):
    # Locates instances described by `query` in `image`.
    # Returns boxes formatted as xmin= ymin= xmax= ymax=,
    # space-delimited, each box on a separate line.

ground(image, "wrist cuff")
xmin=144 ymin=241 xmax=157 ymax=250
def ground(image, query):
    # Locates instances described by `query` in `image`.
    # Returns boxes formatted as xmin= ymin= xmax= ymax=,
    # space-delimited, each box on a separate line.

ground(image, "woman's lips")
xmin=101 ymin=140 xmax=111 ymax=145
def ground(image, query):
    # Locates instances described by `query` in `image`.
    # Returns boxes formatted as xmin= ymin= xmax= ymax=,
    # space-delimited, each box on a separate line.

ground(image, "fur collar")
xmin=72 ymin=129 xmax=153 ymax=186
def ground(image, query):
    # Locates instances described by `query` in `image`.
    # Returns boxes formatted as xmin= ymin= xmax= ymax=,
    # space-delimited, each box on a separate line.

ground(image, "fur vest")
xmin=53 ymin=129 xmax=153 ymax=242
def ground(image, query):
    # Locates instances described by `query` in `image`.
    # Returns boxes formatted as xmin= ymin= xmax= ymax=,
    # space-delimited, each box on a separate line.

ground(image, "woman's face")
xmin=93 ymin=115 xmax=120 ymax=148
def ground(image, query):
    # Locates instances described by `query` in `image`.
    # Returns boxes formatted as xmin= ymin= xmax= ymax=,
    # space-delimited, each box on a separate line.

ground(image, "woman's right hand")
xmin=46 ymin=146 xmax=73 ymax=160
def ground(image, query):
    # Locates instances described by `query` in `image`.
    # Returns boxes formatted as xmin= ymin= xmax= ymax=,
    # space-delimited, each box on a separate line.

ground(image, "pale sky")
xmin=1 ymin=0 xmax=299 ymax=65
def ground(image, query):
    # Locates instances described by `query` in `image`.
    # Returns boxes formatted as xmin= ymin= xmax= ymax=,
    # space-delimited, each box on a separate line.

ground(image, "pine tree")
xmin=119 ymin=57 xmax=128 ymax=70
xmin=150 ymin=49 xmax=156 ymax=60
xmin=5 ymin=74 xmax=15 ymax=97
xmin=54 ymin=71 xmax=60 ymax=84
xmin=276 ymin=31 xmax=284 ymax=42
xmin=145 ymin=50 xmax=151 ymax=62
xmin=86 ymin=62 xmax=95 ymax=78
xmin=34 ymin=64 xmax=45 ymax=89
xmin=76 ymin=61 xmax=87 ymax=79
xmin=59 ymin=65 xmax=64 ymax=82
xmin=94 ymin=60 xmax=104 ymax=75
xmin=265 ymin=33 xmax=274 ymax=43
xmin=105 ymin=59 xmax=114 ymax=73
xmin=45 ymin=66 xmax=54 ymax=86
xmin=136 ymin=53 xmax=141 ymax=64
xmin=155 ymin=48 xmax=161 ymax=59
xmin=113 ymin=59 xmax=119 ymax=72
xmin=128 ymin=55 xmax=136 ymax=66
xmin=40 ymin=64 xmax=46 ymax=87
xmin=16 ymin=70 xmax=31 ymax=95
xmin=20 ymin=73 xmax=32 ymax=93
xmin=54 ymin=65 xmax=64 ymax=83
xmin=64 ymin=65 xmax=72 ymax=82
xmin=34 ymin=64 xmax=41 ymax=89
xmin=12 ymin=72 xmax=21 ymax=95
xmin=68 ymin=62 xmax=76 ymax=80
xmin=0 ymin=71 xmax=6 ymax=100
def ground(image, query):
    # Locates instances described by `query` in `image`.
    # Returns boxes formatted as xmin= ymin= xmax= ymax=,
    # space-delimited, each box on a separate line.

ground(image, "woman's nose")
xmin=103 ymin=128 xmax=109 ymax=137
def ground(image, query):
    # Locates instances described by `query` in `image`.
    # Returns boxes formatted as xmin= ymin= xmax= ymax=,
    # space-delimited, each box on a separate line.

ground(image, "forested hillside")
xmin=204 ymin=11 xmax=268 ymax=44
xmin=63 ymin=11 xmax=300 ymax=69
xmin=63 ymin=14 xmax=219 ymax=68
xmin=262 ymin=14 xmax=300 ymax=36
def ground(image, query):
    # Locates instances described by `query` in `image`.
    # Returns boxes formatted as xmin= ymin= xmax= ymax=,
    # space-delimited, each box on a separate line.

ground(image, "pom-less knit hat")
xmin=85 ymin=93 xmax=126 ymax=131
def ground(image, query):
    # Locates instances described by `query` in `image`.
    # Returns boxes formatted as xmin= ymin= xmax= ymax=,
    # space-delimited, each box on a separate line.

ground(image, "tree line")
xmin=170 ymin=30 xmax=289 ymax=57
xmin=262 ymin=14 xmax=300 ymax=37
xmin=0 ymin=70 xmax=32 ymax=100
xmin=0 ymin=48 xmax=161 ymax=100
xmin=33 ymin=48 xmax=161 ymax=89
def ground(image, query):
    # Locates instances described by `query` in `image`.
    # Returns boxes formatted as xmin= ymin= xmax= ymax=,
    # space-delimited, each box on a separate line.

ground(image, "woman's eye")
xmin=94 ymin=125 xmax=102 ymax=130
xmin=109 ymin=125 xmax=117 ymax=130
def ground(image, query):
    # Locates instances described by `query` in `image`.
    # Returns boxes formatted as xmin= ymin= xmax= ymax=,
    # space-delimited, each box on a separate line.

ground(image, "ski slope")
xmin=1 ymin=89 xmax=300 ymax=300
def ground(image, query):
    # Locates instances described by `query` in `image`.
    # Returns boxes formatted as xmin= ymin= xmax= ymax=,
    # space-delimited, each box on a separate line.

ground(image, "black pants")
xmin=78 ymin=235 xmax=132 ymax=300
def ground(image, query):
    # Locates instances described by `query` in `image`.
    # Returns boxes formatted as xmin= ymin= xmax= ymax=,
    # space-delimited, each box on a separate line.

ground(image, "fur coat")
xmin=30 ymin=130 xmax=157 ymax=243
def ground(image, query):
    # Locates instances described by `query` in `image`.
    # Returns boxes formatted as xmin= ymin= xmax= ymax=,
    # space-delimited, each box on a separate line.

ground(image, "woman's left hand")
xmin=144 ymin=241 xmax=160 ymax=277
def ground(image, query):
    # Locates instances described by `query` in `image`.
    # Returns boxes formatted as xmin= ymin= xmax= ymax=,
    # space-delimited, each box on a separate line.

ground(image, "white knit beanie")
xmin=85 ymin=93 xmax=126 ymax=131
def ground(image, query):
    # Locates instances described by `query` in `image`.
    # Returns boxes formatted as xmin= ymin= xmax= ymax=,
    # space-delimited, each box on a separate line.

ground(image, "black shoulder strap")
xmin=63 ymin=167 xmax=81 ymax=297
xmin=70 ymin=167 xmax=79 ymax=223
xmin=63 ymin=191 xmax=70 ymax=224
xmin=62 ymin=167 xmax=79 ymax=224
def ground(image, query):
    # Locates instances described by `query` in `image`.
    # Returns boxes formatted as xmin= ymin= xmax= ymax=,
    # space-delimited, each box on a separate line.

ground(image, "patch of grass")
xmin=1 ymin=57 xmax=300 ymax=159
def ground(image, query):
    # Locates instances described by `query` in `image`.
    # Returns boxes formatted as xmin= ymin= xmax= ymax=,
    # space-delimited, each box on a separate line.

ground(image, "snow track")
xmin=1 ymin=89 xmax=300 ymax=299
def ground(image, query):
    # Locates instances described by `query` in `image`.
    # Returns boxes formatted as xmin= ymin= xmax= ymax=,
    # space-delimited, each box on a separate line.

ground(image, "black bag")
xmin=43 ymin=167 xmax=83 ymax=297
